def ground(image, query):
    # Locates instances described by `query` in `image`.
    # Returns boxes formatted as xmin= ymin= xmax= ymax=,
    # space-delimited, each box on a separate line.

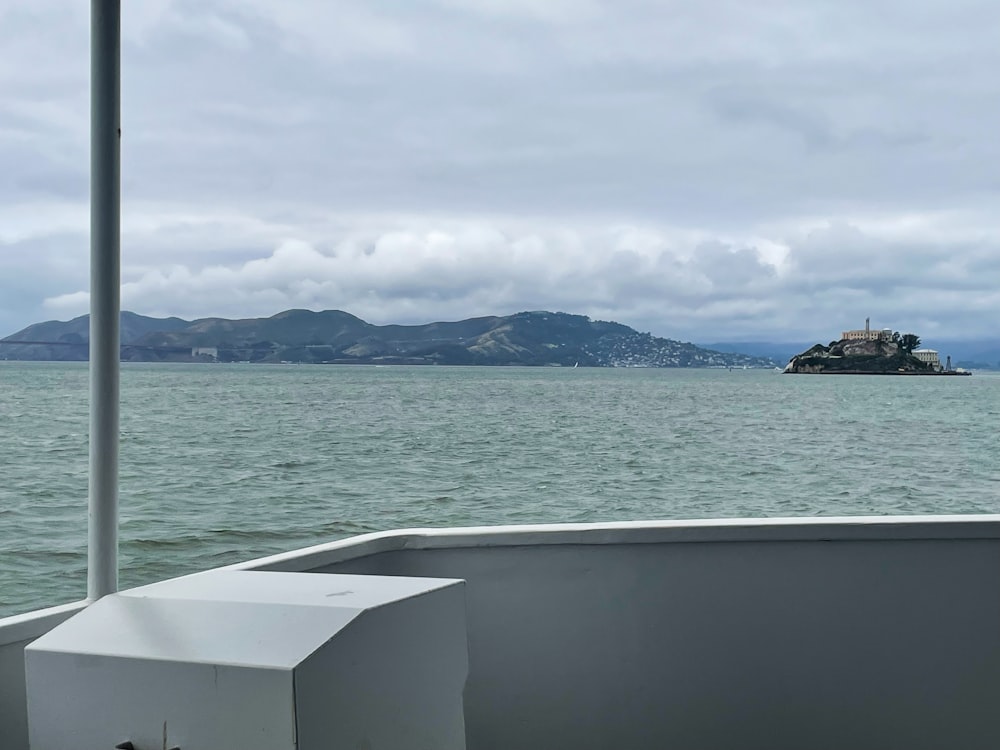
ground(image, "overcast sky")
xmin=2 ymin=0 xmax=999 ymax=343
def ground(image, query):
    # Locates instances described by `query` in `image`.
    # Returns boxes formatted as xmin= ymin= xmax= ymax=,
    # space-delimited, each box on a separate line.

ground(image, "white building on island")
xmin=912 ymin=349 xmax=942 ymax=370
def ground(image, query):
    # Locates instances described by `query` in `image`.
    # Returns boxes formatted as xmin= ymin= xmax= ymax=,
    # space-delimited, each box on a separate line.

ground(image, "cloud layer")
xmin=3 ymin=0 xmax=1000 ymax=342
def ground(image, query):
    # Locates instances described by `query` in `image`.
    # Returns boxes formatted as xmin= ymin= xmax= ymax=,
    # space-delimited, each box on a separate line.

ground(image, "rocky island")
xmin=784 ymin=321 xmax=970 ymax=375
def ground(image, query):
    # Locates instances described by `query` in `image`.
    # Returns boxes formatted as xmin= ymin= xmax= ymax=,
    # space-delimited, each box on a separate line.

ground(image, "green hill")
xmin=2 ymin=309 xmax=776 ymax=368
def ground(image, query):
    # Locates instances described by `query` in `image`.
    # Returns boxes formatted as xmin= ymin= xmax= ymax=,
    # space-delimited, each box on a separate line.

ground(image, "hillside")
xmin=701 ymin=341 xmax=815 ymax=366
xmin=2 ymin=310 xmax=776 ymax=368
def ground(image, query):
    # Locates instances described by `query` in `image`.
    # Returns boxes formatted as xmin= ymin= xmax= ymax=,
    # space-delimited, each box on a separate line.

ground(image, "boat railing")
xmin=7 ymin=516 xmax=1000 ymax=750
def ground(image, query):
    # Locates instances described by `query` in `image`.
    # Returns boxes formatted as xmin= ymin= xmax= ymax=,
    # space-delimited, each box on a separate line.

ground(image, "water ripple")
xmin=2 ymin=362 xmax=1000 ymax=616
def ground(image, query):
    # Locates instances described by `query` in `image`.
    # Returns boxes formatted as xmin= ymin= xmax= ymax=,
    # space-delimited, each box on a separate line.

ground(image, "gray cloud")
xmin=3 ymin=0 xmax=1000 ymax=343
xmin=28 ymin=216 xmax=997 ymax=345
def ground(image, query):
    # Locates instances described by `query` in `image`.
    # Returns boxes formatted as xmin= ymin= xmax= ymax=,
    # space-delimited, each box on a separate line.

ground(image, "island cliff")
xmin=784 ymin=338 xmax=932 ymax=374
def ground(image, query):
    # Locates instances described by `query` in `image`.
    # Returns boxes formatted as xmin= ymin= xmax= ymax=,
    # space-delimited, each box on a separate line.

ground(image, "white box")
xmin=26 ymin=570 xmax=468 ymax=750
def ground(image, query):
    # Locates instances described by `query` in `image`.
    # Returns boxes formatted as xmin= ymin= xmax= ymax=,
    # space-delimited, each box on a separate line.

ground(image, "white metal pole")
xmin=88 ymin=0 xmax=120 ymax=601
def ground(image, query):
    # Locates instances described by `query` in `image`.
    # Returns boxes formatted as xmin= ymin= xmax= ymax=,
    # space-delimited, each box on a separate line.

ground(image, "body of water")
xmin=2 ymin=361 xmax=999 ymax=617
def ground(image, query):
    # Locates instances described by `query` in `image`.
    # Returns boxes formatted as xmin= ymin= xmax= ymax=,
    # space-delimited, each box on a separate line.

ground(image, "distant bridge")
xmin=0 ymin=340 xmax=278 ymax=354
xmin=0 ymin=339 xmax=190 ymax=353
xmin=0 ymin=340 xmax=88 ymax=347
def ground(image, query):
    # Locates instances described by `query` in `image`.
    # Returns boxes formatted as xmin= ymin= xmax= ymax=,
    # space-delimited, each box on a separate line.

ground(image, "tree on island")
xmin=896 ymin=333 xmax=920 ymax=354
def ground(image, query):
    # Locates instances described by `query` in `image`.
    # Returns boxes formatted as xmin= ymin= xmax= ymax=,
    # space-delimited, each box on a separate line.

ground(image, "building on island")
xmin=841 ymin=318 xmax=893 ymax=342
xmin=192 ymin=346 xmax=219 ymax=360
xmin=912 ymin=349 xmax=942 ymax=370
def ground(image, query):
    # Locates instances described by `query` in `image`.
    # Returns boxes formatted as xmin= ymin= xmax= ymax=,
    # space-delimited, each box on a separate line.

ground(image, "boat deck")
xmin=4 ymin=516 xmax=1000 ymax=749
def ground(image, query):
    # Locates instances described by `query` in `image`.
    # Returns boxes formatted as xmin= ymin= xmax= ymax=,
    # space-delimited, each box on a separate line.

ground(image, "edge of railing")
xmin=6 ymin=514 xmax=1000 ymax=639
xmin=231 ymin=514 xmax=1000 ymax=572
xmin=0 ymin=601 xmax=88 ymax=647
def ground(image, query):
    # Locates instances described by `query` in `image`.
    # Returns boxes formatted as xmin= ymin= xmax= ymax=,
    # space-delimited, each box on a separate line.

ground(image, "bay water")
xmin=2 ymin=361 xmax=999 ymax=617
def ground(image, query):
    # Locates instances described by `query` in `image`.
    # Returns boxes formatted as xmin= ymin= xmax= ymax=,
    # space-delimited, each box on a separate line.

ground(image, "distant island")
xmin=784 ymin=319 xmax=970 ymax=375
xmin=1 ymin=309 xmax=777 ymax=368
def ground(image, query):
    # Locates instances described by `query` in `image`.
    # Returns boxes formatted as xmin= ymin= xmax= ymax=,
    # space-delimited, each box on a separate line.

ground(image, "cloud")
xmin=31 ymin=208 xmax=1000 ymax=343
xmin=5 ymin=0 xmax=1000 ymax=341
xmin=431 ymin=0 xmax=605 ymax=25
xmin=41 ymin=224 xmax=776 ymax=329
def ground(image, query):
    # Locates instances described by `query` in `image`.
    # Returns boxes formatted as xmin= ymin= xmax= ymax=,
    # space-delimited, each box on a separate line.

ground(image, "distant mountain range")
xmin=1 ymin=310 xmax=777 ymax=368
xmin=701 ymin=342 xmax=815 ymax=367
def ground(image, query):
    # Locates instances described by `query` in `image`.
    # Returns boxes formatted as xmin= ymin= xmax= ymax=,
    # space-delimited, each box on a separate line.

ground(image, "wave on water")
xmin=2 ymin=363 xmax=999 ymax=617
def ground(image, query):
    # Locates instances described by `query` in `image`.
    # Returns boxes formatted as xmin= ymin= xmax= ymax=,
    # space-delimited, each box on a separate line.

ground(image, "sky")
xmin=2 ymin=0 xmax=999 ymax=343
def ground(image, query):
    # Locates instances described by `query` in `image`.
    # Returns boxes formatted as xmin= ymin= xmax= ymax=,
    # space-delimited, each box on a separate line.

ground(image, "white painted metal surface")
xmin=304 ymin=519 xmax=1000 ymax=750
xmin=0 ymin=603 xmax=86 ymax=750
xmin=88 ymin=0 xmax=121 ymax=601
xmin=7 ymin=517 xmax=1000 ymax=750
xmin=25 ymin=570 xmax=468 ymax=750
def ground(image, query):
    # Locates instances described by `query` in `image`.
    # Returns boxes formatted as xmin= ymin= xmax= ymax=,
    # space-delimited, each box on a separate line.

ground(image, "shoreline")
xmin=784 ymin=369 xmax=971 ymax=376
